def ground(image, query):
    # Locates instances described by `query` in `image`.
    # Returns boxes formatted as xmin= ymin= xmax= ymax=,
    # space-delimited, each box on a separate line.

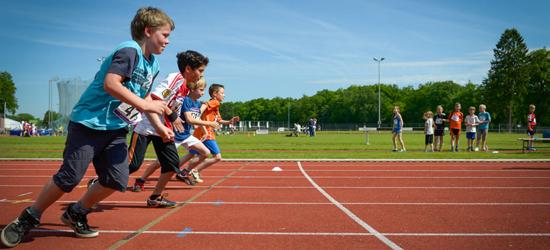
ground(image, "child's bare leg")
xmin=151 ymin=172 xmax=175 ymax=196
xmin=392 ymin=133 xmax=398 ymax=150
xmin=398 ymin=134 xmax=406 ymax=150
xmin=79 ymin=182 xmax=117 ymax=208
xmin=139 ymin=160 xmax=161 ymax=181
xmin=194 ymin=154 xmax=222 ymax=172
xmin=30 ymin=179 xmax=65 ymax=213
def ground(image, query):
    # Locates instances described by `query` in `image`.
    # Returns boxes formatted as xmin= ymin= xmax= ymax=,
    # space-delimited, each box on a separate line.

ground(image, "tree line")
xmin=221 ymin=29 xmax=549 ymax=128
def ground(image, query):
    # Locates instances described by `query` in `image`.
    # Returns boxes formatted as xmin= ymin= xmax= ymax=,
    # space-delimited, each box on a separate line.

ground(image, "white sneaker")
xmin=474 ymin=147 xmax=479 ymax=152
xmin=189 ymin=169 xmax=204 ymax=183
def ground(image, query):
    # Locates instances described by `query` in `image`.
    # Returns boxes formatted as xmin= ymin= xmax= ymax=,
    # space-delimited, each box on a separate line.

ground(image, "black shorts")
xmin=425 ymin=134 xmax=434 ymax=144
xmin=451 ymin=128 xmax=461 ymax=136
xmin=527 ymin=129 xmax=536 ymax=136
xmin=128 ymin=132 xmax=180 ymax=175
xmin=434 ymin=129 xmax=444 ymax=136
xmin=53 ymin=121 xmax=129 ymax=192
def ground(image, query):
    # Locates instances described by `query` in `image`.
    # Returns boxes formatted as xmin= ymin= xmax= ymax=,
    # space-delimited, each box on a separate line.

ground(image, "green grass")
xmin=1 ymin=131 xmax=549 ymax=159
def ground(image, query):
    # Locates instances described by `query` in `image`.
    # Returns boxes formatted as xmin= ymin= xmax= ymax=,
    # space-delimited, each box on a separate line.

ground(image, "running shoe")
xmin=176 ymin=170 xmax=196 ymax=186
xmin=189 ymin=169 xmax=204 ymax=183
xmin=132 ymin=178 xmax=146 ymax=192
xmin=60 ymin=203 xmax=98 ymax=238
xmin=1 ymin=208 xmax=40 ymax=248
xmin=147 ymin=194 xmax=177 ymax=208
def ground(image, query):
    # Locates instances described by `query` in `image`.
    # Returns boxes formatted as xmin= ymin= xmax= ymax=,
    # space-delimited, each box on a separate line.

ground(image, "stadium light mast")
xmin=373 ymin=57 xmax=385 ymax=129
xmin=48 ymin=76 xmax=59 ymax=130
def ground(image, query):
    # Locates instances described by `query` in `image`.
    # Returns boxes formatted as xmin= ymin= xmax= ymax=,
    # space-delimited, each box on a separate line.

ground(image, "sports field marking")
xmin=4 ymin=168 xmax=550 ymax=172
xmin=298 ymin=161 xmax=403 ymax=250
xmin=2 ymin=200 xmax=550 ymax=206
xmin=16 ymin=192 xmax=32 ymax=197
xmin=3 ymin=175 xmax=550 ymax=179
xmin=27 ymin=228 xmax=550 ymax=237
xmin=107 ymin=164 xmax=247 ymax=250
xmin=2 ymin=184 xmax=550 ymax=189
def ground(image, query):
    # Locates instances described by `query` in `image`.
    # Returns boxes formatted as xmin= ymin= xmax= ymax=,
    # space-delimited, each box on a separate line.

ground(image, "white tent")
xmin=1 ymin=118 xmax=21 ymax=130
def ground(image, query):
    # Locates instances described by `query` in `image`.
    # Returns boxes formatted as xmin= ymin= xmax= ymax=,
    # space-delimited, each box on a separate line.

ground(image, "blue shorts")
xmin=392 ymin=128 xmax=401 ymax=134
xmin=189 ymin=140 xmax=220 ymax=155
xmin=466 ymin=132 xmax=476 ymax=140
xmin=527 ymin=129 xmax=536 ymax=136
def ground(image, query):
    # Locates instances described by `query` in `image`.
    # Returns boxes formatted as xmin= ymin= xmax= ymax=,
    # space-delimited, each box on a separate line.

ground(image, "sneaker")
xmin=147 ymin=194 xmax=177 ymax=208
xmin=474 ymin=147 xmax=479 ymax=152
xmin=176 ymin=170 xmax=196 ymax=186
xmin=131 ymin=178 xmax=146 ymax=192
xmin=399 ymin=149 xmax=406 ymax=152
xmin=189 ymin=169 xmax=204 ymax=183
xmin=86 ymin=178 xmax=98 ymax=190
xmin=60 ymin=203 xmax=98 ymax=238
xmin=1 ymin=208 xmax=40 ymax=248
xmin=391 ymin=149 xmax=397 ymax=152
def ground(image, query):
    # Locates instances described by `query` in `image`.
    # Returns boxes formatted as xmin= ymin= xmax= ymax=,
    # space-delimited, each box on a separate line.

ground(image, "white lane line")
xmin=297 ymin=161 xmax=402 ymax=250
xmin=2 ymin=175 xmax=550 ymax=179
xmin=2 ymin=169 xmax=550 ymax=173
xmin=28 ymin=229 xmax=550 ymax=237
xmin=2 ymin=184 xmax=550 ymax=189
xmin=2 ymin=200 xmax=550 ymax=206
xmin=16 ymin=192 xmax=32 ymax=197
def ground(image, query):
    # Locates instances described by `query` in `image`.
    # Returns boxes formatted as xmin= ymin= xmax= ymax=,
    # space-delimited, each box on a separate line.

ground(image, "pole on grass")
xmin=373 ymin=57 xmax=385 ymax=130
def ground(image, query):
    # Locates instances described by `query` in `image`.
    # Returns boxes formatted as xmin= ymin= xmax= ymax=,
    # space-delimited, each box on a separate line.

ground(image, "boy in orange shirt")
xmin=448 ymin=102 xmax=464 ymax=152
xmin=182 ymin=83 xmax=239 ymax=183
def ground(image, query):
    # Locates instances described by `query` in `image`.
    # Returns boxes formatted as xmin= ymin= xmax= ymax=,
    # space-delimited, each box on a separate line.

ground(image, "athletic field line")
xmin=3 ymin=168 xmax=550 ymax=172
xmin=298 ymin=161 xmax=403 ymax=250
xmin=3 ymin=200 xmax=550 ymax=206
xmin=2 ymin=184 xmax=550 ymax=189
xmin=2 ymin=175 xmax=550 ymax=179
xmin=28 ymin=228 xmax=550 ymax=237
xmin=2 ymin=158 xmax=549 ymax=162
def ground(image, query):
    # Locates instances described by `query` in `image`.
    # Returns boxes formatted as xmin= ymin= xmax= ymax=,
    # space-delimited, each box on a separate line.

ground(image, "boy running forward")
xmin=145 ymin=77 xmax=220 ymax=206
xmin=448 ymin=103 xmax=464 ymax=152
xmin=527 ymin=104 xmax=537 ymax=150
xmin=433 ymin=105 xmax=447 ymax=152
xmin=464 ymin=106 xmax=480 ymax=152
xmin=475 ymin=104 xmax=491 ymax=151
xmin=1 ymin=7 xmax=174 ymax=248
xmin=182 ymin=83 xmax=240 ymax=183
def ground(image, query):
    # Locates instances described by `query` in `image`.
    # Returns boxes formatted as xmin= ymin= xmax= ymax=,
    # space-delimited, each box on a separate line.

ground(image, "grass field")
xmin=1 ymin=131 xmax=549 ymax=159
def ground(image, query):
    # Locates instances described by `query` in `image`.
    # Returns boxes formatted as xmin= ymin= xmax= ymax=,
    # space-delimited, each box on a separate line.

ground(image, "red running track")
xmin=0 ymin=160 xmax=549 ymax=249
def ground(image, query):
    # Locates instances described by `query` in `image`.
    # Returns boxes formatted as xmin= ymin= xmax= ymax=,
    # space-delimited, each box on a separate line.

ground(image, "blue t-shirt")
xmin=175 ymin=96 xmax=202 ymax=142
xmin=478 ymin=111 xmax=491 ymax=130
xmin=393 ymin=115 xmax=402 ymax=130
xmin=71 ymin=40 xmax=159 ymax=130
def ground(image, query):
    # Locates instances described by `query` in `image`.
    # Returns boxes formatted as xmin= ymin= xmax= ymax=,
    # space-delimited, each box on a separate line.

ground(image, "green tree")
xmin=42 ymin=110 xmax=63 ymax=128
xmin=10 ymin=113 xmax=36 ymax=122
xmin=0 ymin=71 xmax=18 ymax=115
xmin=481 ymin=28 xmax=529 ymax=132
xmin=525 ymin=48 xmax=550 ymax=126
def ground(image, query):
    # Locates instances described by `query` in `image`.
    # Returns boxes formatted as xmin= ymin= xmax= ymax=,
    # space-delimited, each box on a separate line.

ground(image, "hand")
xmin=173 ymin=117 xmax=184 ymax=133
xmin=231 ymin=116 xmax=240 ymax=124
xmin=143 ymin=100 xmax=166 ymax=115
xmin=210 ymin=121 xmax=221 ymax=130
xmin=158 ymin=126 xmax=174 ymax=142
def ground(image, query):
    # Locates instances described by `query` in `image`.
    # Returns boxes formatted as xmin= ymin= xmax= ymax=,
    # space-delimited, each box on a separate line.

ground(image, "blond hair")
xmin=424 ymin=111 xmax=433 ymax=119
xmin=187 ymin=77 xmax=206 ymax=90
xmin=131 ymin=7 xmax=175 ymax=41
xmin=479 ymin=104 xmax=486 ymax=110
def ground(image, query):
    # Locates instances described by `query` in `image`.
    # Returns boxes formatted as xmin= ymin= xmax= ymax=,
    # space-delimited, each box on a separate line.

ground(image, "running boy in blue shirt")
xmin=1 ymin=7 xmax=174 ymax=248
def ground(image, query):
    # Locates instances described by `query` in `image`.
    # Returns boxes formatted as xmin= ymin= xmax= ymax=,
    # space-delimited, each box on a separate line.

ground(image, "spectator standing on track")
xmin=392 ymin=106 xmax=406 ymax=152
xmin=475 ymin=104 xmax=491 ymax=152
xmin=1 ymin=7 xmax=173 ymax=248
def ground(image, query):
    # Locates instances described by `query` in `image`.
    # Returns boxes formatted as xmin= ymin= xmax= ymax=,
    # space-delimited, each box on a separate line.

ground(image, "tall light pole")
xmin=373 ymin=57 xmax=384 ymax=129
xmin=48 ymin=76 xmax=59 ymax=130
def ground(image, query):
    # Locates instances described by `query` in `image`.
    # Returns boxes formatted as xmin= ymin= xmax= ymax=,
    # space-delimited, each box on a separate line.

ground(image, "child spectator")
xmin=392 ymin=106 xmax=406 ymax=152
xmin=424 ymin=111 xmax=434 ymax=152
xmin=448 ymin=103 xmax=464 ymax=152
xmin=475 ymin=104 xmax=491 ymax=151
xmin=464 ymin=106 xmax=480 ymax=151
xmin=433 ymin=105 xmax=447 ymax=152
xmin=527 ymin=104 xmax=537 ymax=150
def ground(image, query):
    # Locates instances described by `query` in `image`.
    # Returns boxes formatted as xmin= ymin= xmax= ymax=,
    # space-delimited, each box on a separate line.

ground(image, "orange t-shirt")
xmin=448 ymin=111 xmax=463 ymax=130
xmin=193 ymin=99 xmax=220 ymax=140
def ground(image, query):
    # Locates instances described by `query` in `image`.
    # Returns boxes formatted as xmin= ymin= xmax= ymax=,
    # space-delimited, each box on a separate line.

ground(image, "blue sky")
xmin=1 ymin=0 xmax=548 ymax=118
